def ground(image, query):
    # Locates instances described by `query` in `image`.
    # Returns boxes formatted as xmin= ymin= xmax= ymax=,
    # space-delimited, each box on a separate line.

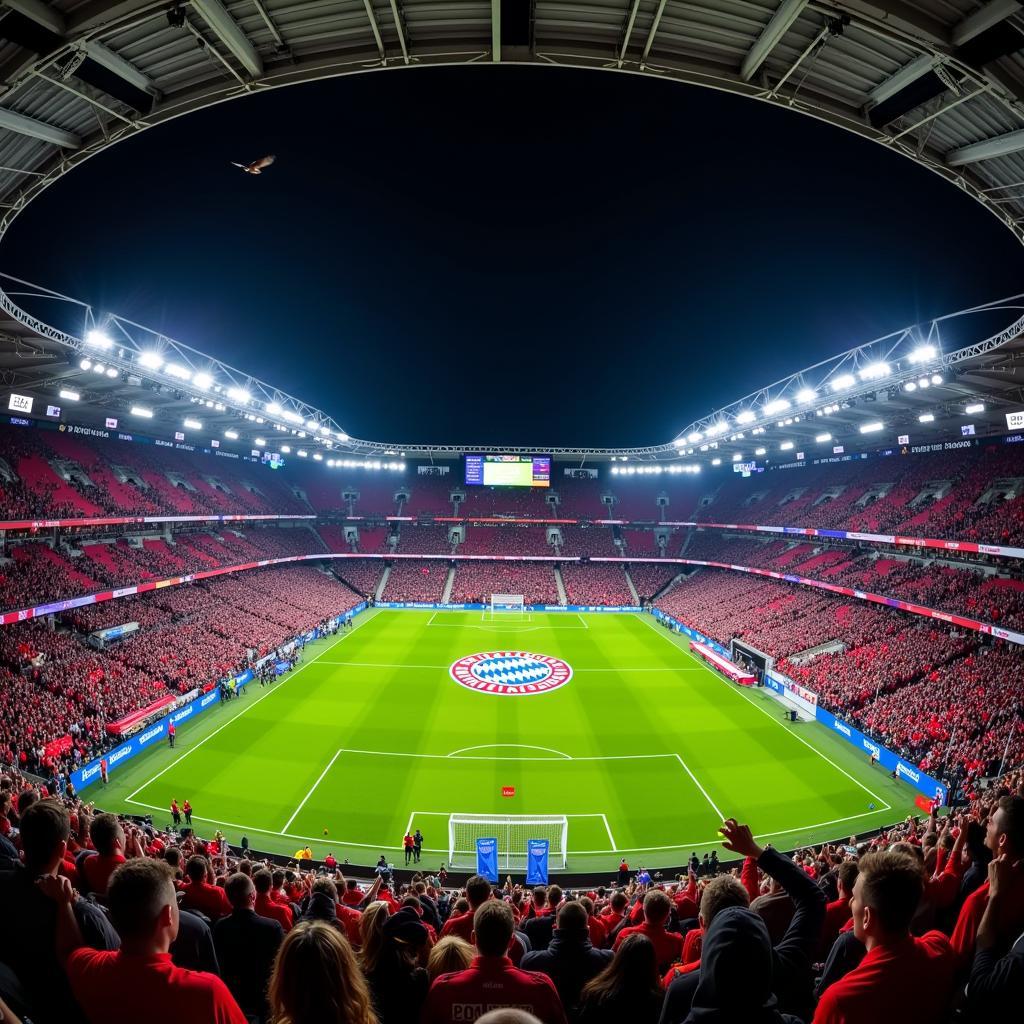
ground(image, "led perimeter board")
xmin=465 ymin=455 xmax=551 ymax=487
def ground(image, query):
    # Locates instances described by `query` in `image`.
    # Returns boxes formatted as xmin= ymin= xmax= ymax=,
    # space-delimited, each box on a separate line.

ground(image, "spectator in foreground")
xmin=0 ymin=799 xmax=117 ymax=1024
xmin=360 ymin=905 xmax=430 ymax=1024
xmin=440 ymin=873 xmax=493 ymax=942
xmin=427 ymin=935 xmax=475 ymax=981
xmin=268 ymin=920 xmax=376 ymax=1024
xmin=576 ymin=934 xmax=662 ymax=1024
xmin=613 ymin=890 xmax=682 ymax=971
xmin=813 ymin=851 xmax=954 ymax=1024
xmin=521 ymin=900 xmax=613 ymax=1016
xmin=49 ymin=858 xmax=246 ymax=1023
xmin=423 ymin=900 xmax=567 ymax=1024
xmin=213 ymin=872 xmax=284 ymax=1022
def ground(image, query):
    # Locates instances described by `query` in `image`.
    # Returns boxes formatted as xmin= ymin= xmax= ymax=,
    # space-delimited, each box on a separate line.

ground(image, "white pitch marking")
xmin=335 ymin=747 xmax=679 ymax=762
xmin=317 ymin=660 xmax=703 ymax=673
xmin=600 ymin=813 xmax=617 ymax=851
xmin=674 ymin=753 xmax=725 ymax=820
xmin=447 ymin=744 xmax=573 ymax=759
xmin=281 ymin=748 xmax=342 ymax=834
xmin=636 ymin=613 xmax=892 ymax=811
xmin=126 ymin=609 xmax=381 ymax=803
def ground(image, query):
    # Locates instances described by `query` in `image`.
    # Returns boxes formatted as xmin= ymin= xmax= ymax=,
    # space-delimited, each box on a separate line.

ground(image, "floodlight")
xmin=611 ymin=466 xmax=619 ymax=474
xmin=908 ymin=344 xmax=936 ymax=364
xmin=711 ymin=458 xmax=722 ymax=466
xmin=399 ymin=462 xmax=406 ymax=470
xmin=859 ymin=362 xmax=891 ymax=380
xmin=965 ymin=402 xmax=985 ymax=414
xmin=686 ymin=431 xmax=703 ymax=444
xmin=297 ymin=450 xmax=308 ymax=457
xmin=106 ymin=368 xmax=118 ymax=378
xmin=192 ymin=371 xmax=214 ymax=389
xmin=281 ymin=445 xmax=291 ymax=453
xmin=919 ymin=413 xmax=935 ymax=423
xmin=306 ymin=419 xmax=319 ymax=431
xmin=130 ymin=406 xmax=153 ymax=418
xmin=692 ymin=466 xmax=701 ymax=473
xmin=93 ymin=363 xmax=106 ymax=374
xmin=254 ymin=437 xmax=266 ymax=446
xmin=859 ymin=421 xmax=884 ymax=434
xmin=183 ymin=418 xmax=202 ymax=430
xmin=224 ymin=429 xmax=239 ymax=440
xmin=673 ymin=438 xmax=687 ymax=448
xmin=705 ymin=422 xmax=729 ymax=437
xmin=918 ymin=378 xmax=930 ymax=389
xmin=313 ymin=453 xmax=323 ymax=461
xmin=732 ymin=453 xmax=743 ymax=462
xmin=85 ymin=329 xmax=113 ymax=349
xmin=831 ymin=374 xmax=856 ymax=391
xmin=795 ymin=387 xmax=817 ymax=404
xmin=904 ymin=381 xmax=917 ymax=392
xmin=138 ymin=351 xmax=164 ymax=370
xmin=931 ymin=373 xmax=943 ymax=385
xmin=736 ymin=410 xmax=757 ymax=424
xmin=79 ymin=358 xmax=92 ymax=370
xmin=226 ymin=387 xmax=251 ymax=405
xmin=266 ymin=402 xmax=282 ymax=415
xmin=282 ymin=410 xmax=303 ymax=424
xmin=336 ymin=431 xmax=349 ymax=441
xmin=815 ymin=433 xmax=832 ymax=443
xmin=60 ymin=389 xmax=81 ymax=401
xmin=780 ymin=441 xmax=794 ymax=451
xmin=755 ymin=447 xmax=766 ymax=455
xmin=762 ymin=399 xmax=790 ymax=416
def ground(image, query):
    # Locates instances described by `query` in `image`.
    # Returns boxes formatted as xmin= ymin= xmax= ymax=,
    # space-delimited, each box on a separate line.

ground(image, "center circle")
xmin=450 ymin=651 xmax=573 ymax=696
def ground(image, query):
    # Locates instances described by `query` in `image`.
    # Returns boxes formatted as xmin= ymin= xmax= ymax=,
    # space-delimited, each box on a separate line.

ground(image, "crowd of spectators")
xmin=2 ymin=761 xmax=1021 ymax=1024
xmin=381 ymin=562 xmax=449 ymax=603
xmin=560 ymin=564 xmax=633 ymax=606
xmin=450 ymin=563 xmax=560 ymax=605
xmin=458 ymin=526 xmax=552 ymax=556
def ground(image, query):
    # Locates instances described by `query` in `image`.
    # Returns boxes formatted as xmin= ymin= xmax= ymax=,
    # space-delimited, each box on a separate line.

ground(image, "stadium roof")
xmin=2 ymin=272 xmax=1023 ymax=462
xmin=1 ymin=1 xmax=1024 ymax=240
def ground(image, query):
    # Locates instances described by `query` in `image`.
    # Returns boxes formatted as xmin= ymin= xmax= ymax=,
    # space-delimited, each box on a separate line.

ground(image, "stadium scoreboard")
xmin=465 ymin=455 xmax=550 ymax=488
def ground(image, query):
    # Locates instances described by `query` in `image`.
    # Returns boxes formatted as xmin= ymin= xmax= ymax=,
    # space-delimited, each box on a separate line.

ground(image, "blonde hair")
xmin=427 ymin=935 xmax=475 ymax=980
xmin=358 ymin=901 xmax=390 ymax=976
xmin=269 ymin=921 xmax=377 ymax=1024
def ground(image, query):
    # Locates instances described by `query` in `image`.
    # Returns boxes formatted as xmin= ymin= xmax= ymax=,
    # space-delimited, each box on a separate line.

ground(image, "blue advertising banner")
xmin=476 ymin=837 xmax=499 ymax=883
xmin=232 ymin=669 xmax=255 ymax=693
xmin=71 ymin=688 xmax=221 ymax=791
xmin=526 ymin=839 xmax=550 ymax=885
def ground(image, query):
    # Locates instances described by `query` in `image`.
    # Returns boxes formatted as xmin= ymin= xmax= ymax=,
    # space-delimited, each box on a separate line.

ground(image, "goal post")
xmin=485 ymin=594 xmax=527 ymax=621
xmin=448 ymin=814 xmax=569 ymax=871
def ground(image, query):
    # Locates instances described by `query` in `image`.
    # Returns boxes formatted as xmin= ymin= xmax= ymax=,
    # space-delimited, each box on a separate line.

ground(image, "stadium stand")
xmin=381 ymin=560 xmax=449 ymax=602
xmin=560 ymin=563 xmax=633 ymax=606
xmin=450 ymin=562 xmax=559 ymax=605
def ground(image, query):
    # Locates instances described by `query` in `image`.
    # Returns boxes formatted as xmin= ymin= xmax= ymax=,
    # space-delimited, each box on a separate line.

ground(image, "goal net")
xmin=485 ymin=594 xmax=526 ymax=621
xmin=448 ymin=814 xmax=569 ymax=871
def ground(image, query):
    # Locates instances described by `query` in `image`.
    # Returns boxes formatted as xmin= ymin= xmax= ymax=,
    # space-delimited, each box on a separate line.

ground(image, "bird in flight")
xmin=231 ymin=154 xmax=275 ymax=175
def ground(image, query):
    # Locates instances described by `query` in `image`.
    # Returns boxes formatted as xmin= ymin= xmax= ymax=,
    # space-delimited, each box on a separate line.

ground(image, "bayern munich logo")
xmin=449 ymin=651 xmax=573 ymax=696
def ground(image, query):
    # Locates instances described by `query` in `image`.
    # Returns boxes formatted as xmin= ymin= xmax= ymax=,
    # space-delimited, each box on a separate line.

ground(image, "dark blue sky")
xmin=6 ymin=66 xmax=1023 ymax=448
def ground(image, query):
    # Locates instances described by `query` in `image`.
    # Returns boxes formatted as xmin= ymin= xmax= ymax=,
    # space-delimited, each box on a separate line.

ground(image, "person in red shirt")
xmin=254 ymin=869 xmax=293 ymax=932
xmin=404 ymin=831 xmax=415 ymax=865
xmin=813 ymin=851 xmax=955 ymax=1024
xmin=441 ymin=874 xmax=493 ymax=943
xmin=600 ymin=891 xmax=628 ymax=933
xmin=612 ymin=890 xmax=682 ymax=971
xmin=180 ymin=855 xmax=231 ymax=920
xmin=79 ymin=813 xmax=132 ymax=896
xmin=951 ymin=795 xmax=1024 ymax=968
xmin=423 ymin=900 xmax=567 ymax=1024
xmin=182 ymin=799 xmax=192 ymax=826
xmin=819 ymin=860 xmax=858 ymax=958
xmin=324 ymin=852 xmax=338 ymax=870
xmin=46 ymin=857 xmax=246 ymax=1024
xmin=579 ymin=896 xmax=608 ymax=948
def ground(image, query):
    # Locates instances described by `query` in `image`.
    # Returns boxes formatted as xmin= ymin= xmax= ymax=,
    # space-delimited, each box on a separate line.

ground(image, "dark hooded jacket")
xmin=521 ymin=924 xmax=614 ymax=1016
xmin=683 ymin=907 xmax=801 ymax=1024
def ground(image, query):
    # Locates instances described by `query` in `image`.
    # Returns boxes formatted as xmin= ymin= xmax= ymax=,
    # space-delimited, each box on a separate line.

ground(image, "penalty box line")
xmin=124 ymin=608 xmax=382 ymax=805
xmin=636 ymin=613 xmax=892 ymax=813
xmin=409 ymin=810 xmax=618 ymax=852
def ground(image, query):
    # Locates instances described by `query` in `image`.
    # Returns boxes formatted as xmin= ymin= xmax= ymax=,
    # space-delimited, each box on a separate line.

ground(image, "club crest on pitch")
xmin=449 ymin=651 xmax=573 ymax=695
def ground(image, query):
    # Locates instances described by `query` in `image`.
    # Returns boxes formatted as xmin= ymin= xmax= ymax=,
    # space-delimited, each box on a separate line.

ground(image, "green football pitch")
xmin=100 ymin=608 xmax=916 ymax=873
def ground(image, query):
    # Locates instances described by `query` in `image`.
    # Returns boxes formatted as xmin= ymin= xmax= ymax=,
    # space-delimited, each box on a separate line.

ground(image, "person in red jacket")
xmin=47 ymin=857 xmax=246 ymax=1024
xmin=423 ymin=900 xmax=567 ymax=1024
xmin=612 ymin=890 xmax=682 ymax=971
xmin=180 ymin=855 xmax=231 ymax=921
xmin=813 ymin=851 xmax=955 ymax=1024
xmin=253 ymin=869 xmax=293 ymax=932
xmin=819 ymin=860 xmax=858 ymax=958
xmin=441 ymin=874 xmax=493 ymax=943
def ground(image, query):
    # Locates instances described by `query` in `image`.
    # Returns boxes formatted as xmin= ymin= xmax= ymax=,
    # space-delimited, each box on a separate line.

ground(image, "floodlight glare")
xmin=686 ymin=431 xmax=703 ymax=444
xmin=336 ymin=431 xmax=349 ymax=441
xmin=313 ymin=453 xmax=323 ymax=461
xmin=164 ymin=363 xmax=192 ymax=381
xmin=265 ymin=402 xmax=282 ymax=415
xmin=130 ymin=406 xmax=153 ymax=418
xmin=762 ymin=399 xmax=790 ymax=416
xmin=711 ymin=458 xmax=722 ymax=466
xmin=93 ymin=363 xmax=106 ymax=374
xmin=919 ymin=413 xmax=935 ymax=423
xmin=85 ymin=329 xmax=113 ymax=349
xmin=281 ymin=445 xmax=291 ymax=453
xmin=705 ymin=422 xmax=729 ymax=437
xmin=254 ymin=437 xmax=266 ymax=446
xmin=918 ymin=378 xmax=930 ymax=389
xmin=79 ymin=358 xmax=92 ymax=370
xmin=306 ymin=419 xmax=319 ymax=431
xmin=138 ymin=351 xmax=164 ymax=370
xmin=735 ymin=410 xmax=757 ymax=425
xmin=59 ymin=389 xmax=81 ymax=401
xmin=796 ymin=388 xmax=817 ymax=404
xmin=755 ymin=447 xmax=766 ymax=455
xmin=192 ymin=371 xmax=214 ymax=389
xmin=815 ymin=433 xmax=832 ymax=443
xmin=780 ymin=441 xmax=794 ymax=451
xmin=106 ymin=368 xmax=118 ymax=378
xmin=282 ymin=411 xmax=303 ymax=424
xmin=831 ymin=374 xmax=856 ymax=391
xmin=931 ymin=373 xmax=943 ymax=385
xmin=859 ymin=362 xmax=891 ymax=380
xmin=224 ymin=429 xmax=239 ymax=440
xmin=965 ymin=402 xmax=985 ymax=414
xmin=732 ymin=453 xmax=742 ymax=462
xmin=672 ymin=438 xmax=687 ymax=447
xmin=226 ymin=387 xmax=251 ymax=405
xmin=904 ymin=381 xmax=917 ymax=392
xmin=908 ymin=344 xmax=937 ymax=364
xmin=183 ymin=418 xmax=202 ymax=430
xmin=859 ymin=421 xmax=884 ymax=434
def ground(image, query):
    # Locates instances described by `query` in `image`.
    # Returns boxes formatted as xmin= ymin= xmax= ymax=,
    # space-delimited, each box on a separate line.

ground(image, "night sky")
xmin=6 ymin=66 xmax=1024 ymax=448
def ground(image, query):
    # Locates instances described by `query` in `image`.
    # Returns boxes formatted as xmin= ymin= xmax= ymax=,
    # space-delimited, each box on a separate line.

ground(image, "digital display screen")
xmin=465 ymin=455 xmax=550 ymax=488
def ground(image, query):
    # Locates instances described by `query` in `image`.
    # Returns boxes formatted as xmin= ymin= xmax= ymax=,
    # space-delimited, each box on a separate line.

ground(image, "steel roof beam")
xmin=361 ymin=0 xmax=386 ymax=63
xmin=741 ymin=0 xmax=809 ymax=82
xmin=639 ymin=0 xmax=668 ymax=68
xmin=492 ymin=0 xmax=501 ymax=61
xmin=0 ymin=107 xmax=81 ymax=148
xmin=388 ymin=0 xmax=409 ymax=64
xmin=191 ymin=0 xmax=263 ymax=78
xmin=952 ymin=0 xmax=1022 ymax=47
xmin=84 ymin=41 xmax=161 ymax=98
xmin=947 ymin=128 xmax=1024 ymax=166
xmin=866 ymin=54 xmax=937 ymax=107
xmin=617 ymin=0 xmax=642 ymax=68
xmin=2 ymin=0 xmax=66 ymax=35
